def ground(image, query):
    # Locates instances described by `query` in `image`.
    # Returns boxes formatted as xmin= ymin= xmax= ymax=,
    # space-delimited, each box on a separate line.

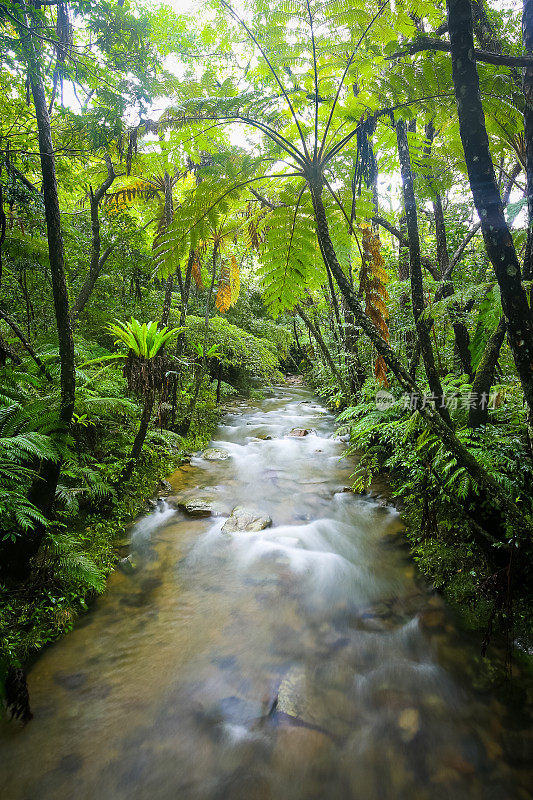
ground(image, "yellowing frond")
xmin=230 ymin=255 xmax=240 ymax=305
xmin=359 ymin=224 xmax=390 ymax=385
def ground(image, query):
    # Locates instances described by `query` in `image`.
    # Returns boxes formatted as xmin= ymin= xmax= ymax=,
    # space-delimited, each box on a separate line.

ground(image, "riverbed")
xmin=0 ymin=384 xmax=531 ymax=799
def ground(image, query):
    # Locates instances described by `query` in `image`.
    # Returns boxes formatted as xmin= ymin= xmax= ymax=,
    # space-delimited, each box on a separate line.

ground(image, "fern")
xmin=259 ymin=190 xmax=322 ymax=315
xmin=0 ymin=403 xmax=60 ymax=539
xmin=45 ymin=531 xmax=106 ymax=592
xmin=469 ymin=284 xmax=501 ymax=372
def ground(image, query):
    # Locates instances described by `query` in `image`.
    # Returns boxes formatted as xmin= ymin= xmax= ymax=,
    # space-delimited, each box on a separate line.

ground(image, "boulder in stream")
xmin=167 ymin=490 xmax=229 ymax=517
xmin=221 ymin=506 xmax=272 ymax=533
xmin=202 ymin=448 xmax=230 ymax=461
xmin=287 ymin=428 xmax=313 ymax=437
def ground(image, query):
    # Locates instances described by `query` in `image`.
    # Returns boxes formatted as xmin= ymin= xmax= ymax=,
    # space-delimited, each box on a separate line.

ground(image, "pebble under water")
xmin=1 ymin=384 xmax=532 ymax=800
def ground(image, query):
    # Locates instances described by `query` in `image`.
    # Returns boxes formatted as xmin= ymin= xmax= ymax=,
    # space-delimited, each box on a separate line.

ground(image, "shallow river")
xmin=1 ymin=384 xmax=532 ymax=799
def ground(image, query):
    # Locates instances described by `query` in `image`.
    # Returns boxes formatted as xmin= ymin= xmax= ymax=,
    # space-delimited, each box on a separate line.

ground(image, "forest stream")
xmin=0 ymin=383 xmax=532 ymax=800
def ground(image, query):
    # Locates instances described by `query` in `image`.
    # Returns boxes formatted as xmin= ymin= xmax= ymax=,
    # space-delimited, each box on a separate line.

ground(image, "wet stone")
xmin=287 ymin=428 xmax=313 ymax=437
xmin=203 ymin=448 xmax=230 ymax=460
xmin=214 ymin=654 xmax=238 ymax=671
xmin=501 ymin=730 xmax=533 ymax=765
xmin=419 ymin=608 xmax=446 ymax=630
xmin=272 ymin=725 xmax=334 ymax=774
xmin=117 ymin=554 xmax=137 ymax=574
xmin=397 ymin=707 xmax=421 ymax=742
xmin=167 ymin=490 xmax=229 ymax=517
xmin=222 ymin=506 xmax=272 ymax=533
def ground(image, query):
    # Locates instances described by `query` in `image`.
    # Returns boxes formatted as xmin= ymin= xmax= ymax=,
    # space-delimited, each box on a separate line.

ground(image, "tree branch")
xmin=0 ymin=307 xmax=53 ymax=380
xmin=393 ymin=36 xmax=533 ymax=68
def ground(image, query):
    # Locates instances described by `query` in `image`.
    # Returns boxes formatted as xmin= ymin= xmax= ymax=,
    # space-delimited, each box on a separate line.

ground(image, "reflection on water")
xmin=1 ymin=385 xmax=531 ymax=800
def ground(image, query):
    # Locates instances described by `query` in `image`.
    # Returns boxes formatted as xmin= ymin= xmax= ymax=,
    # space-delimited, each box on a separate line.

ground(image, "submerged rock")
xmin=118 ymin=554 xmax=137 ymax=574
xmin=272 ymin=725 xmax=333 ymax=773
xmin=202 ymin=448 xmax=230 ymax=461
xmin=397 ymin=707 xmax=420 ymax=741
xmin=287 ymin=428 xmax=313 ymax=437
xmin=221 ymin=506 xmax=272 ymax=533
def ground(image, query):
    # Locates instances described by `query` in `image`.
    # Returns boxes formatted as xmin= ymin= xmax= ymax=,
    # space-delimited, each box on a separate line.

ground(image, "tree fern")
xmin=259 ymin=190 xmax=322 ymax=315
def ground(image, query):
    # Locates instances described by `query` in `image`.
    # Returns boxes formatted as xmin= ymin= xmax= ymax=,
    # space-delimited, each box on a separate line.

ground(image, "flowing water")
xmin=1 ymin=383 xmax=532 ymax=800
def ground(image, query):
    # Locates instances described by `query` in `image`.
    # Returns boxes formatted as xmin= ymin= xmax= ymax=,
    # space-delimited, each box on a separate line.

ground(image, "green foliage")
xmin=260 ymin=192 xmax=322 ymax=316
xmin=334 ymin=378 xmax=533 ymax=644
xmin=108 ymin=318 xmax=182 ymax=358
xmin=469 ymin=285 xmax=501 ymax=372
xmin=0 ymin=404 xmax=60 ymax=541
xmin=182 ymin=315 xmax=282 ymax=381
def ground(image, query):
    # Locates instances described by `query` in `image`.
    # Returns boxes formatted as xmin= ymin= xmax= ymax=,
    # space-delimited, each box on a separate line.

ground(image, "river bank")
xmin=1 ymin=383 xmax=531 ymax=799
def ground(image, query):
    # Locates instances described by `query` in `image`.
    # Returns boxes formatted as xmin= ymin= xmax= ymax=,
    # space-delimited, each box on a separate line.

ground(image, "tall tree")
xmin=1 ymin=2 xmax=76 ymax=578
xmin=446 ymin=0 xmax=533 ymax=447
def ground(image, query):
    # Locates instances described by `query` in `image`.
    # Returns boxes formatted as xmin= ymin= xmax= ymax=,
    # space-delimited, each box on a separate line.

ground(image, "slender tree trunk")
xmin=2 ymin=5 xmax=76 ymax=579
xmin=216 ymin=362 xmax=222 ymax=404
xmin=159 ymin=173 xmax=176 ymax=330
xmin=70 ymin=155 xmax=116 ymax=321
xmin=426 ymin=127 xmax=473 ymax=378
xmin=296 ymin=305 xmax=348 ymax=395
xmin=180 ymin=250 xmax=194 ymax=328
xmin=447 ymin=0 xmax=533 ymax=446
xmin=451 ymin=312 xmax=473 ymax=378
xmin=160 ymin=274 xmax=174 ymax=328
xmin=120 ymin=392 xmax=155 ymax=482
xmin=0 ymin=307 xmax=53 ymax=380
xmin=341 ymin=298 xmax=366 ymax=393
xmin=396 ymin=119 xmax=451 ymax=425
xmin=170 ymin=250 xmax=195 ymax=427
xmin=409 ymin=164 xmax=519 ymax=380
xmin=185 ymin=246 xmax=218 ymax=435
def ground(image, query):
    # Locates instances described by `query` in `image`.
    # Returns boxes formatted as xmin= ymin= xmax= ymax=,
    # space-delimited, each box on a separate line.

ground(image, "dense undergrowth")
xmin=306 ymin=360 xmax=533 ymax=661
xmin=0 ymin=301 xmax=290 ymax=696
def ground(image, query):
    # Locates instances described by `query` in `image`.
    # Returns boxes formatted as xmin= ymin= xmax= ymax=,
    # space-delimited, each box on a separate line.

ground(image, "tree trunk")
xmin=70 ymin=155 xmax=116 ymax=320
xmin=451 ymin=312 xmax=473 ymax=378
xmin=523 ymin=0 xmax=533 ymax=285
xmin=120 ymin=392 xmax=155 ymax=482
xmin=2 ymin=4 xmax=76 ymax=579
xmin=160 ymin=274 xmax=174 ymax=328
xmin=396 ymin=119 xmax=451 ymax=425
xmin=447 ymin=0 xmax=533 ymax=445
xmin=296 ymin=305 xmax=348 ymax=395
xmin=309 ymin=181 xmax=533 ymax=558
xmin=340 ymin=298 xmax=366 ymax=393
xmin=159 ymin=173 xmax=176 ymax=330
